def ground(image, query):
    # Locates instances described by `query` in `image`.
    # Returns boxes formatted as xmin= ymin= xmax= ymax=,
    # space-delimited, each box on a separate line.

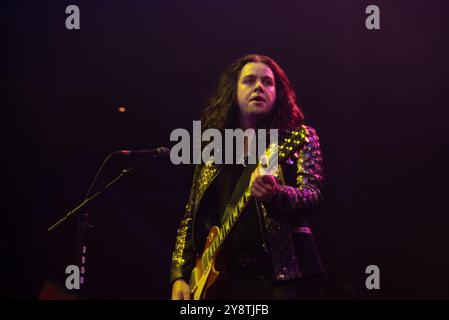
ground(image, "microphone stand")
xmin=47 ymin=164 xmax=134 ymax=293
xmin=48 ymin=147 xmax=168 ymax=292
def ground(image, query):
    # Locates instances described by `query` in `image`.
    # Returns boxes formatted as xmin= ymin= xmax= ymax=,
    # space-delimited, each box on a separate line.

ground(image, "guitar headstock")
xmin=278 ymin=129 xmax=306 ymax=161
xmin=258 ymin=128 xmax=305 ymax=175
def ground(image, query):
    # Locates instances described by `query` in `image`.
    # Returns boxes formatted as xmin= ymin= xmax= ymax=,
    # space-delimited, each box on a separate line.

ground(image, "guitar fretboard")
xmin=200 ymin=128 xmax=306 ymax=269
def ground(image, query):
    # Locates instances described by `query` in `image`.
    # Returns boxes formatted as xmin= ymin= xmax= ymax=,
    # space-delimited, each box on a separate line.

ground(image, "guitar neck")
xmin=216 ymin=185 xmax=252 ymax=252
xmin=201 ymin=128 xmax=305 ymax=265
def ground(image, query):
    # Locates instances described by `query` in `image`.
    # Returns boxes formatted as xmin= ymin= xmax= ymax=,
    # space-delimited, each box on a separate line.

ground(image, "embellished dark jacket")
xmin=170 ymin=124 xmax=324 ymax=284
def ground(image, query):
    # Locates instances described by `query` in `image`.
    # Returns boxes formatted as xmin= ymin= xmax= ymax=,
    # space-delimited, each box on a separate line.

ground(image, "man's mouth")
xmin=250 ymin=96 xmax=265 ymax=102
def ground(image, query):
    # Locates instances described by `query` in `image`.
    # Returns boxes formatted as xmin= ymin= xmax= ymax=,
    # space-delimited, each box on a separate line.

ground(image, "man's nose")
xmin=254 ymin=80 xmax=264 ymax=92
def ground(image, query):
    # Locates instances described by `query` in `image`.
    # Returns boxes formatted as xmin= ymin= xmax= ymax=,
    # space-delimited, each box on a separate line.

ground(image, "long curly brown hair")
xmin=201 ymin=54 xmax=304 ymax=132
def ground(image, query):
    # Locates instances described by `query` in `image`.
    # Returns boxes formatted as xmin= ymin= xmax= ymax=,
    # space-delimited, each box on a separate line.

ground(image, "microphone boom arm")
xmin=47 ymin=166 xmax=134 ymax=232
xmin=47 ymin=146 xmax=169 ymax=232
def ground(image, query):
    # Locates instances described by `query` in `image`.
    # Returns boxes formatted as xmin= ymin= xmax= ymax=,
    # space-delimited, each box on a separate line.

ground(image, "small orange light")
xmin=118 ymin=106 xmax=126 ymax=113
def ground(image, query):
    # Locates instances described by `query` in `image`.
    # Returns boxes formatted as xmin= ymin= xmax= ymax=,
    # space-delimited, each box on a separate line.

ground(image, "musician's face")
xmin=237 ymin=62 xmax=277 ymax=123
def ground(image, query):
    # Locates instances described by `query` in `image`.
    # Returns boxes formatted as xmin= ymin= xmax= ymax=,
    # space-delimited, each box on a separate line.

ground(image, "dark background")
xmin=2 ymin=0 xmax=448 ymax=299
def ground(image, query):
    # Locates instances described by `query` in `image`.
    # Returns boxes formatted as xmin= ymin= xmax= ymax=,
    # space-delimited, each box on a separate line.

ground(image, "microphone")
xmin=119 ymin=147 xmax=170 ymax=157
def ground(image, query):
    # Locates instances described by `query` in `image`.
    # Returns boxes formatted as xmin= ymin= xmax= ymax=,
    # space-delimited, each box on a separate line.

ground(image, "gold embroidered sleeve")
xmin=169 ymin=166 xmax=199 ymax=284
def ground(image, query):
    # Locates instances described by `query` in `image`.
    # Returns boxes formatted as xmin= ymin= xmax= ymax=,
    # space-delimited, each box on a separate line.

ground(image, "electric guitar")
xmin=189 ymin=128 xmax=307 ymax=300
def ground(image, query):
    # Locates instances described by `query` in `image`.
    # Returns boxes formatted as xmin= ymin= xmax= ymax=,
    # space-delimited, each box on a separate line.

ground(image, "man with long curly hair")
xmin=170 ymin=54 xmax=324 ymax=299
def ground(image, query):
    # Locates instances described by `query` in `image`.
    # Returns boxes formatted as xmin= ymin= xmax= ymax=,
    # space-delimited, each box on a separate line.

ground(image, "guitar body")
xmin=190 ymin=226 xmax=226 ymax=300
